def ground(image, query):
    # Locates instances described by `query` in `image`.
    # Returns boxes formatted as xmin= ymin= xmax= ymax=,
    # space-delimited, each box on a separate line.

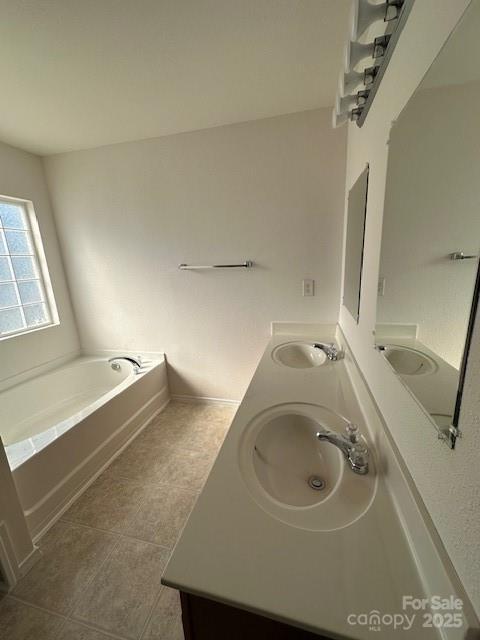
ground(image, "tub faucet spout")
xmin=108 ymin=356 xmax=142 ymax=373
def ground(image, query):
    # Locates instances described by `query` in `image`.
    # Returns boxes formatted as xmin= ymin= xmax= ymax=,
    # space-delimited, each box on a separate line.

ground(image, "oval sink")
xmin=272 ymin=342 xmax=327 ymax=369
xmin=253 ymin=412 xmax=343 ymax=507
xmin=378 ymin=344 xmax=437 ymax=376
xmin=238 ymin=403 xmax=377 ymax=531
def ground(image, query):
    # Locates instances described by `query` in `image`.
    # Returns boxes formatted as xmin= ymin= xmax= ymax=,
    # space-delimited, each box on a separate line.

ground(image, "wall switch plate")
xmin=378 ymin=277 xmax=386 ymax=297
xmin=303 ymin=279 xmax=314 ymax=296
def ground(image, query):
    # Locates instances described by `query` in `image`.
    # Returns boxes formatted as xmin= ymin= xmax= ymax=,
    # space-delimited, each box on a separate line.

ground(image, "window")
xmin=0 ymin=196 xmax=58 ymax=338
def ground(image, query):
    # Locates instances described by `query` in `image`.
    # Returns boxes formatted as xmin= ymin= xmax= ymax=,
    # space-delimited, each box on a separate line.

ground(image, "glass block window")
xmin=0 ymin=197 xmax=58 ymax=338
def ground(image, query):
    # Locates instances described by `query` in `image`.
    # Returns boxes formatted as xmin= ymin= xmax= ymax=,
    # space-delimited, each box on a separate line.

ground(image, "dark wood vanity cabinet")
xmin=180 ymin=592 xmax=333 ymax=640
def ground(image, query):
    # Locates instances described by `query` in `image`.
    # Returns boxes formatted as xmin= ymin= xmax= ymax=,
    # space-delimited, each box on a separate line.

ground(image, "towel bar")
xmin=178 ymin=261 xmax=253 ymax=270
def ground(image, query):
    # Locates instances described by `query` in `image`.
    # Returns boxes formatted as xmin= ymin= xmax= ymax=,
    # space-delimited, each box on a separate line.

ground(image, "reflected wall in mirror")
xmin=343 ymin=165 xmax=369 ymax=322
xmin=375 ymin=0 xmax=480 ymax=447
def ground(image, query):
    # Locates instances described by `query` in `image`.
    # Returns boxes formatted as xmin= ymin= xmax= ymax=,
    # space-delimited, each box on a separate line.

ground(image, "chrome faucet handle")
xmin=346 ymin=422 xmax=360 ymax=443
xmin=348 ymin=441 xmax=369 ymax=475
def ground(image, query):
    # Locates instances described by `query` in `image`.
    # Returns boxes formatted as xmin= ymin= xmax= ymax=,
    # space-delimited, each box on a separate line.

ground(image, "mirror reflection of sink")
xmin=271 ymin=342 xmax=327 ymax=369
xmin=378 ymin=344 xmax=437 ymax=376
xmin=238 ymin=403 xmax=376 ymax=532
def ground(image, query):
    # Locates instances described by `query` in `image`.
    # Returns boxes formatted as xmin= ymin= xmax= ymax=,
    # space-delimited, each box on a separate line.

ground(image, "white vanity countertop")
xmin=162 ymin=330 xmax=441 ymax=639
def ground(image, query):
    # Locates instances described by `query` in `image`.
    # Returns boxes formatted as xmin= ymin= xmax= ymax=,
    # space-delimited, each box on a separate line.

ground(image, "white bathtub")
xmin=1 ymin=355 xmax=169 ymax=538
xmin=3 ymin=357 xmax=140 ymax=468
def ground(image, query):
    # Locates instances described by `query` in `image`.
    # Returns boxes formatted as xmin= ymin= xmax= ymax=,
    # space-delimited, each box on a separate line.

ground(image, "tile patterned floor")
xmin=0 ymin=401 xmax=236 ymax=640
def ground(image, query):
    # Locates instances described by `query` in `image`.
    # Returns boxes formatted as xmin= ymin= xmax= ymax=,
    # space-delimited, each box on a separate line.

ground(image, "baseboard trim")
xmin=171 ymin=394 xmax=240 ymax=406
xmin=18 ymin=546 xmax=41 ymax=579
xmin=31 ymin=391 xmax=170 ymax=544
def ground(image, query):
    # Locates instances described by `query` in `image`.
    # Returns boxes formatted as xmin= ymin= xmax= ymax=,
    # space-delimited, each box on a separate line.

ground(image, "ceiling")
xmin=0 ymin=0 xmax=351 ymax=156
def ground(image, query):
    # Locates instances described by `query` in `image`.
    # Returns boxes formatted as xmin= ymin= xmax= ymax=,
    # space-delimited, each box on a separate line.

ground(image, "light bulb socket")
xmin=350 ymin=107 xmax=364 ymax=122
xmin=385 ymin=0 xmax=405 ymax=22
xmin=364 ymin=65 xmax=380 ymax=86
xmin=373 ymin=34 xmax=391 ymax=59
xmin=356 ymin=90 xmax=370 ymax=106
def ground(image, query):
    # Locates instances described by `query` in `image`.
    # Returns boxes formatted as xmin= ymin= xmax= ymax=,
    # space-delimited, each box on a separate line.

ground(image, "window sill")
xmin=0 ymin=320 xmax=60 ymax=342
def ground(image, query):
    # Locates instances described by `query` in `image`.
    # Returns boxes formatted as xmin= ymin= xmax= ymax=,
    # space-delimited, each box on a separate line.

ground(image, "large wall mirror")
xmin=375 ymin=0 xmax=480 ymax=449
xmin=343 ymin=166 xmax=369 ymax=322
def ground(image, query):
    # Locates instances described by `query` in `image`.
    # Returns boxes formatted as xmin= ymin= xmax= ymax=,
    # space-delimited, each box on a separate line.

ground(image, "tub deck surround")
xmin=2 ymin=355 xmax=161 ymax=469
xmin=5 ymin=356 xmax=168 ymax=539
xmin=162 ymin=327 xmax=468 ymax=639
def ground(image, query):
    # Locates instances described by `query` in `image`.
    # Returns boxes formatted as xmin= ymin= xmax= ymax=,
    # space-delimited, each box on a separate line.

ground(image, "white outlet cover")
xmin=303 ymin=279 xmax=314 ymax=296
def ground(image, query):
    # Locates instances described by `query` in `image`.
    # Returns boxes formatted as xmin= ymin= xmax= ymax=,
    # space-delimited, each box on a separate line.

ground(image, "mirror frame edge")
xmin=450 ymin=259 xmax=480 ymax=449
xmin=343 ymin=163 xmax=370 ymax=325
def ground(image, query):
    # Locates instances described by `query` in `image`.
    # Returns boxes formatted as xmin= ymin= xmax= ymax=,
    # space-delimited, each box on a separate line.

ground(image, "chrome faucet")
xmin=108 ymin=355 xmax=143 ymax=373
xmin=313 ymin=342 xmax=343 ymax=361
xmin=316 ymin=422 xmax=369 ymax=475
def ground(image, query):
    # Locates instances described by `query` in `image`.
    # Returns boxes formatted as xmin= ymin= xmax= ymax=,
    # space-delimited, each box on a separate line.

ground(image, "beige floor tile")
xmin=124 ymin=483 xmax=198 ymax=547
xmin=136 ymin=415 xmax=186 ymax=450
xmin=156 ymin=401 xmax=196 ymax=422
xmin=0 ymin=596 xmax=64 ymax=640
xmin=139 ymin=402 xmax=235 ymax=453
xmin=62 ymin=473 xmax=150 ymax=534
xmin=106 ymin=404 xmax=232 ymax=487
xmin=73 ymin=537 xmax=170 ymax=640
xmin=57 ymin=619 xmax=115 ymax=640
xmin=157 ymin=448 xmax=217 ymax=491
xmin=12 ymin=521 xmax=116 ymax=615
xmin=104 ymin=437 xmax=172 ymax=484
xmin=142 ymin=587 xmax=183 ymax=640
xmin=182 ymin=416 xmax=231 ymax=452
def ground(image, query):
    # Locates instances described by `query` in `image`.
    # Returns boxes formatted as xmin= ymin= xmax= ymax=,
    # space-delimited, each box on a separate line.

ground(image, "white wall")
xmin=0 ymin=141 xmax=80 ymax=386
xmin=44 ymin=109 xmax=346 ymax=400
xmin=377 ymin=81 xmax=480 ymax=368
xmin=339 ymin=0 xmax=480 ymax=616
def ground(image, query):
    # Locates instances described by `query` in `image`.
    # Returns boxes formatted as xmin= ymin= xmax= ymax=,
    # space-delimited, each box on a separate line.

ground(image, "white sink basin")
xmin=238 ymin=403 xmax=376 ymax=531
xmin=378 ymin=344 xmax=437 ymax=376
xmin=271 ymin=342 xmax=327 ymax=369
xmin=253 ymin=412 xmax=342 ymax=507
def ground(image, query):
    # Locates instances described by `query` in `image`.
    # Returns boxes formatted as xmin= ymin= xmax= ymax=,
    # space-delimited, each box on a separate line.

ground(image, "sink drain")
xmin=308 ymin=476 xmax=326 ymax=491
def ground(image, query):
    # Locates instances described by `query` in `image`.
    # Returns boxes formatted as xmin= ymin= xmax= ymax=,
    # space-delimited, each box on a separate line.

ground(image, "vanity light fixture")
xmin=332 ymin=0 xmax=413 ymax=129
xmin=351 ymin=0 xmax=405 ymax=41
